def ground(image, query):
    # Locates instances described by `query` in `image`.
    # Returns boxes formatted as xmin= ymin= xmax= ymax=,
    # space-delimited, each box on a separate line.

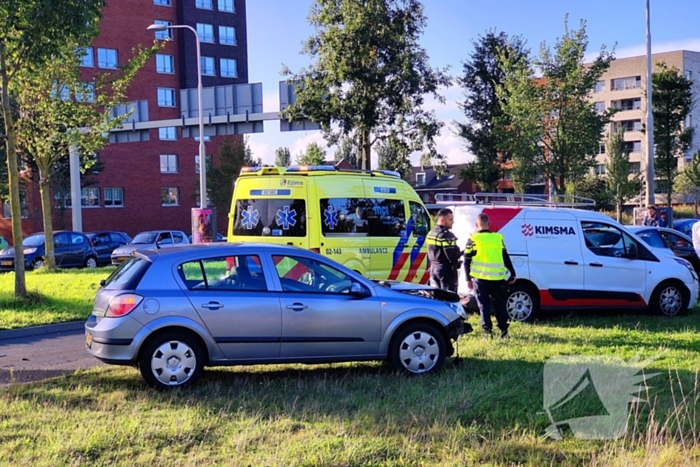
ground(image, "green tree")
xmin=296 ymin=141 xmax=326 ymax=165
xmin=652 ymin=62 xmax=694 ymax=207
xmin=376 ymin=133 xmax=412 ymax=180
xmin=566 ymin=174 xmax=612 ymax=211
xmin=281 ymin=0 xmax=451 ymax=170
xmin=498 ymin=17 xmax=615 ymax=194
xmin=456 ymin=30 xmax=529 ymax=192
xmin=0 ymin=0 xmax=106 ymax=296
xmin=675 ymin=151 xmax=700 ymax=215
xmin=333 ymin=135 xmax=358 ymax=168
xmin=207 ymin=136 xmax=256 ymax=209
xmin=15 ymin=42 xmax=158 ymax=270
xmin=605 ymin=128 xmax=642 ymax=222
xmin=274 ymin=147 xmax=291 ymax=167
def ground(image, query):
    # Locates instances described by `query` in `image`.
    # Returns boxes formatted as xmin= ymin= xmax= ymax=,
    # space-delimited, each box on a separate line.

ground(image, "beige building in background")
xmin=590 ymin=50 xmax=700 ymax=204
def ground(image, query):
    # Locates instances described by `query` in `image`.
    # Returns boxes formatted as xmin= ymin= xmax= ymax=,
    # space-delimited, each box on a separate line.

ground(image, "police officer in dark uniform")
xmin=427 ymin=208 xmax=461 ymax=292
xmin=463 ymin=212 xmax=517 ymax=338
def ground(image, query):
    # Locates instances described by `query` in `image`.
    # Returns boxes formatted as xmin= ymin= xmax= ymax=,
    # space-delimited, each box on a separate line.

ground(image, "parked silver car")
xmin=110 ymin=230 xmax=189 ymax=265
xmin=86 ymin=243 xmax=469 ymax=389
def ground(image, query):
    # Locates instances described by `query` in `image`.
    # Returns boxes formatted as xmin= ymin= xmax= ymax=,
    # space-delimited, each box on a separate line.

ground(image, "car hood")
xmin=372 ymin=279 xmax=461 ymax=303
xmin=112 ymin=244 xmax=156 ymax=256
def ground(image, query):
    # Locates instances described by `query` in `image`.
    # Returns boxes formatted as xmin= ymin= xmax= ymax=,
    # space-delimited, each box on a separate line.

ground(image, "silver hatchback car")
xmin=85 ymin=243 xmax=469 ymax=389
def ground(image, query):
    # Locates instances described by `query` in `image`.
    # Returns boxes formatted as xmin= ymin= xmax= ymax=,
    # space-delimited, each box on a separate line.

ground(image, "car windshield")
xmin=131 ymin=232 xmax=157 ymax=244
xmin=23 ymin=234 xmax=46 ymax=247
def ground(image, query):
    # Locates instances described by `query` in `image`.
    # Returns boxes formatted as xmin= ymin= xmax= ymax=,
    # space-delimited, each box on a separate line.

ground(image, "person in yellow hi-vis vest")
xmin=464 ymin=213 xmax=517 ymax=338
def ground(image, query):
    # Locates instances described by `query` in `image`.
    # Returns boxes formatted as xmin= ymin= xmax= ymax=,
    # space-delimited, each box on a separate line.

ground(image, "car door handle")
xmin=564 ymin=260 xmax=579 ymax=265
xmin=589 ymin=262 xmax=603 ymax=267
xmin=285 ymin=303 xmax=308 ymax=311
xmin=201 ymin=301 xmax=224 ymax=310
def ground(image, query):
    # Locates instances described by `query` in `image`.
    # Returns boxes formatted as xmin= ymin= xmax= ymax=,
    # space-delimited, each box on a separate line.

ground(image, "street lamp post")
xmin=147 ymin=23 xmax=207 ymax=211
xmin=644 ymin=0 xmax=655 ymax=206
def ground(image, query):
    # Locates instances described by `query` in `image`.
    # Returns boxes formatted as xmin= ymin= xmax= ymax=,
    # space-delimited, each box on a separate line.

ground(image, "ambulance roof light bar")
xmin=434 ymin=192 xmax=596 ymax=208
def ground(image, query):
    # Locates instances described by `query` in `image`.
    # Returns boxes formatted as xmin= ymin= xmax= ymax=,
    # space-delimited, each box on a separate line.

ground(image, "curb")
xmin=0 ymin=321 xmax=84 ymax=342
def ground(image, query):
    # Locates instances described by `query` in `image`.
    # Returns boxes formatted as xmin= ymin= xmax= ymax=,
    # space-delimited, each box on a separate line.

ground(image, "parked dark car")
xmin=628 ymin=226 xmax=700 ymax=276
xmin=672 ymin=219 xmax=699 ymax=237
xmin=85 ymin=231 xmax=132 ymax=265
xmin=0 ymin=231 xmax=99 ymax=271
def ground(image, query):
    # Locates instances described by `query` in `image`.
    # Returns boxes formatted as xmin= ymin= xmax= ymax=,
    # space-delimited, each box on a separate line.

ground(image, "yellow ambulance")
xmin=227 ymin=165 xmax=433 ymax=284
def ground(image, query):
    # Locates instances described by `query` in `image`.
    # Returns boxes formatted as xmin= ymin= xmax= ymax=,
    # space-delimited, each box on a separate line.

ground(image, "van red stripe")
xmin=388 ymin=252 xmax=410 ymax=280
xmin=403 ymin=252 xmax=426 ymax=283
xmin=481 ymin=207 xmax=523 ymax=233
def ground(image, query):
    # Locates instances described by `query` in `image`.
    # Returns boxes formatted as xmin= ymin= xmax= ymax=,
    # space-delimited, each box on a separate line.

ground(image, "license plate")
xmin=118 ymin=257 xmax=128 ymax=261
xmin=1 ymin=261 xmax=11 ymax=266
xmin=86 ymin=333 xmax=93 ymax=348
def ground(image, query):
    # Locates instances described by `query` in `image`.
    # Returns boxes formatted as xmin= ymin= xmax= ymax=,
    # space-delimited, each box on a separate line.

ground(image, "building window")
xmin=157 ymin=88 xmax=176 ymax=107
xmin=104 ymin=188 xmax=124 ymax=207
xmin=154 ymin=0 xmax=171 ymax=5
xmin=196 ymin=23 xmax=214 ymax=43
xmin=2 ymin=190 xmax=29 ymax=219
xmin=611 ymin=76 xmax=641 ymax=91
xmin=220 ymin=58 xmax=237 ymax=78
xmin=97 ymin=48 xmax=118 ymax=69
xmin=160 ymin=154 xmax=179 ymax=173
xmin=613 ymin=119 xmax=642 ymax=132
xmin=685 ymin=70 xmax=692 ymax=80
xmin=594 ymin=80 xmax=605 ymax=93
xmin=196 ymin=0 xmax=213 ymax=8
xmin=594 ymin=101 xmax=605 ymax=114
xmin=594 ymin=164 xmax=606 ymax=175
xmin=156 ymin=54 xmax=174 ymax=73
xmin=159 ymin=127 xmax=177 ymax=140
xmin=624 ymin=141 xmax=642 ymax=153
xmin=153 ymin=20 xmax=172 ymax=40
xmin=629 ymin=162 xmax=641 ymax=174
xmin=219 ymin=26 xmax=236 ymax=45
xmin=611 ymin=98 xmax=641 ymax=111
xmin=201 ymin=56 xmax=215 ymax=76
xmin=81 ymin=188 xmax=100 ymax=207
xmin=415 ymin=173 xmax=426 ymax=186
xmin=76 ymin=83 xmax=95 ymax=103
xmin=218 ymin=0 xmax=235 ymax=12
xmin=596 ymin=143 xmax=606 ymax=155
xmin=77 ymin=47 xmax=94 ymax=67
xmin=161 ymin=187 xmax=180 ymax=206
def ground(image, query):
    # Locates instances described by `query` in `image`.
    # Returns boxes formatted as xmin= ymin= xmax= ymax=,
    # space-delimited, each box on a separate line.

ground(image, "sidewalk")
xmin=0 ymin=321 xmax=84 ymax=342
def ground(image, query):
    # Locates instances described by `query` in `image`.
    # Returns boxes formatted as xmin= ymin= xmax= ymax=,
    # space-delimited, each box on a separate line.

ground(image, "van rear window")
xmin=233 ymin=199 xmax=307 ymax=237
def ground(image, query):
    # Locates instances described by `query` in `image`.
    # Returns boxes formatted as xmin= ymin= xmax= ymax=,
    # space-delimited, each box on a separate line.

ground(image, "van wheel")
xmin=650 ymin=281 xmax=687 ymax=317
xmin=506 ymin=283 xmax=539 ymax=323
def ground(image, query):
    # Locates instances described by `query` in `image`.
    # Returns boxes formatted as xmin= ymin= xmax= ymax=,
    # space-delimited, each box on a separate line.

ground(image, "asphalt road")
xmin=0 ymin=328 xmax=103 ymax=386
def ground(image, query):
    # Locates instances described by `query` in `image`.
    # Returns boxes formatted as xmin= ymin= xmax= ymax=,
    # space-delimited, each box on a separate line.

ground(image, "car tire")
xmin=139 ymin=332 xmax=205 ymax=390
xmin=650 ymin=281 xmax=687 ymax=317
xmin=84 ymin=256 xmax=98 ymax=269
xmin=389 ymin=322 xmax=446 ymax=375
xmin=505 ymin=283 xmax=539 ymax=323
xmin=30 ymin=257 xmax=45 ymax=270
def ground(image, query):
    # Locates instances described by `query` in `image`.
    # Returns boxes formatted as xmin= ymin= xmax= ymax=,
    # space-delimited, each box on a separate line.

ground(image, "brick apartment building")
xmin=1 ymin=0 xmax=249 ymax=240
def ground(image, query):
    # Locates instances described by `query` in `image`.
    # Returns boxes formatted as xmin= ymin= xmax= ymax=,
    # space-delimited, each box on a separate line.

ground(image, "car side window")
xmin=635 ymin=230 xmax=666 ymax=249
xmin=157 ymin=232 xmax=172 ymax=244
xmin=661 ymin=231 xmax=688 ymax=249
xmin=272 ymin=254 xmax=356 ymax=294
xmin=54 ymin=233 xmax=69 ymax=248
xmin=110 ymin=233 xmax=123 ymax=244
xmin=177 ymin=255 xmax=267 ymax=291
xmin=71 ymin=233 xmax=85 ymax=245
xmin=173 ymin=232 xmax=184 ymax=243
xmin=409 ymin=201 xmax=431 ymax=237
xmin=581 ymin=222 xmax=638 ymax=258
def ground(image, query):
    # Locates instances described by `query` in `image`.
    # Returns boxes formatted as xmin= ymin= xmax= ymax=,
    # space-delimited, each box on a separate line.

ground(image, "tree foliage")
xmin=652 ymin=62 xmax=694 ymax=206
xmin=566 ymin=174 xmax=612 ymax=211
xmin=0 ymin=0 xmax=107 ymax=296
xmin=281 ymin=0 xmax=451 ymax=170
xmin=605 ymin=128 xmax=641 ymax=221
xmin=207 ymin=136 xmax=257 ymax=209
xmin=376 ymin=132 xmax=412 ymax=180
xmin=274 ymin=147 xmax=291 ymax=167
xmin=675 ymin=150 xmax=700 ymax=214
xmin=333 ymin=135 xmax=358 ymax=168
xmin=456 ymin=31 xmax=529 ymax=192
xmin=498 ymin=17 xmax=615 ymax=194
xmin=296 ymin=141 xmax=326 ymax=166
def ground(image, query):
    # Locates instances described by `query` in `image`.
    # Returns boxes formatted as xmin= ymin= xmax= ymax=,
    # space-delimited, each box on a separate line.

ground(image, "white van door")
xmin=579 ymin=221 xmax=647 ymax=306
xmin=523 ymin=211 xmax=584 ymax=307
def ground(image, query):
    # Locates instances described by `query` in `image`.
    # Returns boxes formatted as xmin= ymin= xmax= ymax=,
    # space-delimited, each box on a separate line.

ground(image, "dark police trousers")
xmin=473 ymin=279 xmax=509 ymax=334
xmin=430 ymin=263 xmax=457 ymax=292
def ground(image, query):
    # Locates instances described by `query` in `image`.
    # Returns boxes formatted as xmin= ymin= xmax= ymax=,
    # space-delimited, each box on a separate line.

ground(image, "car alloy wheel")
xmin=658 ymin=285 xmax=683 ymax=316
xmin=85 ymin=256 xmax=98 ymax=268
xmin=31 ymin=258 xmax=45 ymax=270
xmin=139 ymin=333 xmax=204 ymax=389
xmin=390 ymin=323 xmax=446 ymax=375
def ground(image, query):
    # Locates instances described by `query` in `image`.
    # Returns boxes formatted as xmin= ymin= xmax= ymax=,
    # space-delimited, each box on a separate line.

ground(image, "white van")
xmin=440 ymin=194 xmax=699 ymax=321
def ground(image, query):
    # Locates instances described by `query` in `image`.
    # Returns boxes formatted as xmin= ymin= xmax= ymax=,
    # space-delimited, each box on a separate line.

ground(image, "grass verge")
xmin=1 ymin=312 xmax=700 ymax=466
xmin=0 ymin=268 xmax=113 ymax=330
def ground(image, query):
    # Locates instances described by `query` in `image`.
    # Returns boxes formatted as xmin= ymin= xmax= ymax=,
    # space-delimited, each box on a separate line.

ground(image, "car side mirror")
xmin=627 ymin=242 xmax=639 ymax=259
xmin=99 ymin=279 xmax=106 ymax=287
xmin=350 ymin=282 xmax=370 ymax=297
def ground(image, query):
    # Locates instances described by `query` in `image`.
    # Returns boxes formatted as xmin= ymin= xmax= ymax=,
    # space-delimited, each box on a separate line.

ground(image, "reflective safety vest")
xmin=466 ymin=232 xmax=508 ymax=281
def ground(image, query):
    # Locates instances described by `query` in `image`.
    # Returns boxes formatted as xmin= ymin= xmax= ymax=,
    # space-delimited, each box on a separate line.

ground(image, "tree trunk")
xmin=38 ymin=165 xmax=57 ymax=270
xmin=0 ymin=44 xmax=27 ymax=297
xmin=360 ymin=128 xmax=371 ymax=171
xmin=616 ymin=202 xmax=622 ymax=223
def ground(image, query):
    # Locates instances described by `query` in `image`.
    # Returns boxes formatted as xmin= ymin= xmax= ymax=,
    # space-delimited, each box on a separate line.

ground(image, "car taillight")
xmin=105 ymin=294 xmax=143 ymax=317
